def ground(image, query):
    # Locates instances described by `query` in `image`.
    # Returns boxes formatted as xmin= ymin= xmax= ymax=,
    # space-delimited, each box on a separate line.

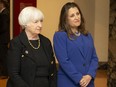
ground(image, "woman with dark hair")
xmin=53 ymin=2 xmax=98 ymax=87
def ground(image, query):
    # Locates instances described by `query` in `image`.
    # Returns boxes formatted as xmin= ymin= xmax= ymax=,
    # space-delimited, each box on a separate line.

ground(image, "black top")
xmin=7 ymin=31 xmax=57 ymax=87
xmin=29 ymin=40 xmax=49 ymax=87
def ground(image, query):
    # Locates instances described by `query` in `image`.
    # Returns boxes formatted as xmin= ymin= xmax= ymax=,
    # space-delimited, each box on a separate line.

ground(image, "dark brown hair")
xmin=0 ymin=0 xmax=9 ymax=8
xmin=58 ymin=2 xmax=88 ymax=38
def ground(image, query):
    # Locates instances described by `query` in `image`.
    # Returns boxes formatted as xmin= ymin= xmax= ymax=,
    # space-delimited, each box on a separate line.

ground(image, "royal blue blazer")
xmin=53 ymin=31 xmax=98 ymax=87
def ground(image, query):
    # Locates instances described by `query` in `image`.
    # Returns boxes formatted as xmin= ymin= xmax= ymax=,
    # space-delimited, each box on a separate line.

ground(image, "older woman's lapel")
xmin=18 ymin=31 xmax=36 ymax=60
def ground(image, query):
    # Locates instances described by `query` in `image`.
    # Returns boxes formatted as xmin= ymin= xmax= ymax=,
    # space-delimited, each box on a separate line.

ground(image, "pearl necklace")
xmin=75 ymin=32 xmax=80 ymax=36
xmin=28 ymin=38 xmax=40 ymax=49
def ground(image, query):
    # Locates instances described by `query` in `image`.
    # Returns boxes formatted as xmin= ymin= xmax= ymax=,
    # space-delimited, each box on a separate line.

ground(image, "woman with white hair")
xmin=6 ymin=6 xmax=57 ymax=87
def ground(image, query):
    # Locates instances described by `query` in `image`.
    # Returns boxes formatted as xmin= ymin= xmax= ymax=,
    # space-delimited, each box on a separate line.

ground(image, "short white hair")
xmin=18 ymin=6 xmax=44 ymax=29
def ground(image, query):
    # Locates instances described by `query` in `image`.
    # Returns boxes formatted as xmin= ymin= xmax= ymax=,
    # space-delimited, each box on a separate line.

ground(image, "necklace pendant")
xmin=28 ymin=38 xmax=40 ymax=49
xmin=75 ymin=32 xmax=80 ymax=36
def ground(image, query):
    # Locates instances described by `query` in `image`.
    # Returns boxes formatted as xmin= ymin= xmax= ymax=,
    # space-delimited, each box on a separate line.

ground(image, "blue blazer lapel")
xmin=76 ymin=35 xmax=85 ymax=58
xmin=80 ymin=34 xmax=91 ymax=59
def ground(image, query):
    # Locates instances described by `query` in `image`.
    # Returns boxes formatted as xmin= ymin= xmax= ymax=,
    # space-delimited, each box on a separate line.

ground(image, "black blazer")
xmin=7 ymin=31 xmax=57 ymax=87
xmin=0 ymin=8 xmax=10 ymax=44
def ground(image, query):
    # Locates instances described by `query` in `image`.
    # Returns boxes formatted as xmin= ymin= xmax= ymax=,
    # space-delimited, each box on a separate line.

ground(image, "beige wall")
xmin=74 ymin=0 xmax=95 ymax=36
xmin=94 ymin=0 xmax=109 ymax=62
xmin=37 ymin=0 xmax=74 ymax=44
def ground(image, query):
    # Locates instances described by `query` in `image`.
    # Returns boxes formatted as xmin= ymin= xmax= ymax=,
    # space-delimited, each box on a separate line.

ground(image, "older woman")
xmin=7 ymin=6 xmax=57 ymax=87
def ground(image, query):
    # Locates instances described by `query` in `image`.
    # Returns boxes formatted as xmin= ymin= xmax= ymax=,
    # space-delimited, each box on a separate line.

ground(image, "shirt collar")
xmin=0 ymin=7 xmax=5 ymax=13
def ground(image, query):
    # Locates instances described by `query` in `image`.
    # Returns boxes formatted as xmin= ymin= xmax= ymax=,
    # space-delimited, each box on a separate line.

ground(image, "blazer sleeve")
xmin=87 ymin=34 xmax=99 ymax=79
xmin=53 ymin=32 xmax=83 ymax=84
xmin=7 ymin=39 xmax=29 ymax=87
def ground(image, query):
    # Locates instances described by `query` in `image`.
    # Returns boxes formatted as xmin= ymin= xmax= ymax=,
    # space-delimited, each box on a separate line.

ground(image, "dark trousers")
xmin=0 ymin=44 xmax=8 ymax=76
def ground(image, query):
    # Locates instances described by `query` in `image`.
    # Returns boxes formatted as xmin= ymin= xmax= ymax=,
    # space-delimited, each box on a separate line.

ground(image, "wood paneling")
xmin=0 ymin=79 xmax=7 ymax=87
